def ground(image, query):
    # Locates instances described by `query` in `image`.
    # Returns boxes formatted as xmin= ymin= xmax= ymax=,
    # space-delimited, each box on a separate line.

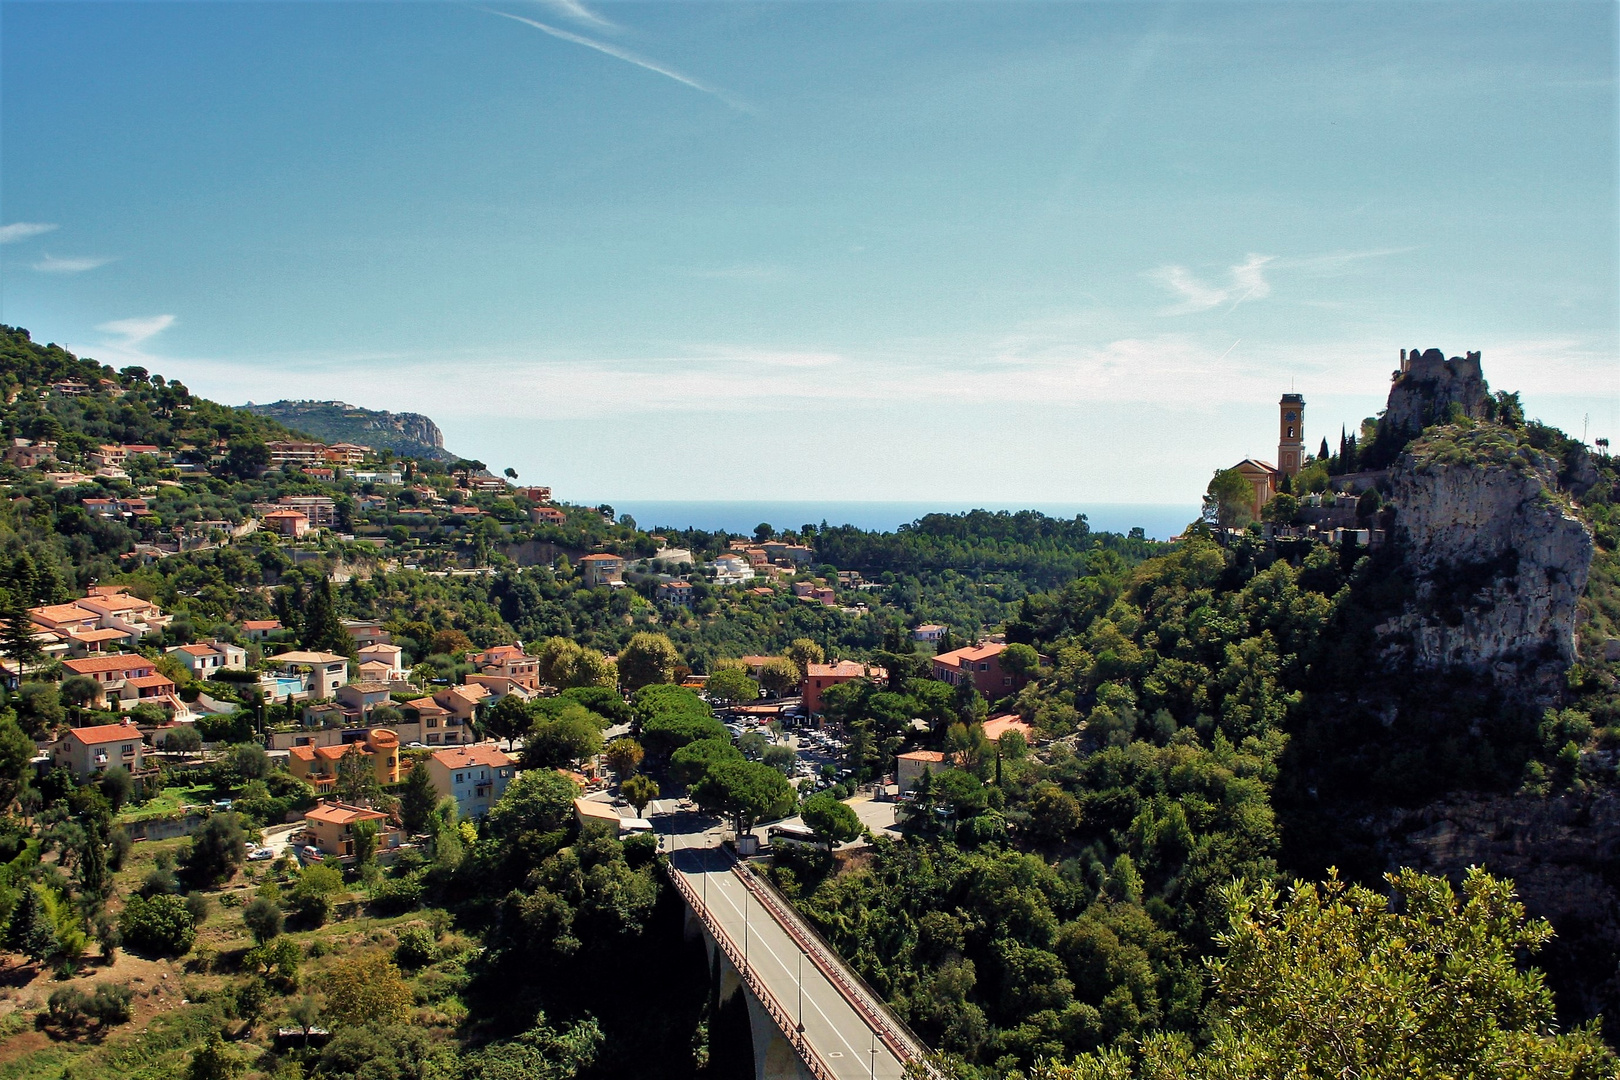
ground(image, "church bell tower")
xmin=1278 ymin=393 xmax=1305 ymax=477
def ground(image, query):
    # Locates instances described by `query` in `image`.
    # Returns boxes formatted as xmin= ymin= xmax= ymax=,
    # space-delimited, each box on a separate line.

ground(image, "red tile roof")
xmin=933 ymin=642 xmax=1006 ymax=668
xmin=304 ymin=802 xmax=387 ymax=826
xmin=68 ymin=722 xmax=143 ymax=745
xmin=431 ymin=744 xmax=514 ymax=769
xmin=63 ymin=655 xmax=154 ymax=675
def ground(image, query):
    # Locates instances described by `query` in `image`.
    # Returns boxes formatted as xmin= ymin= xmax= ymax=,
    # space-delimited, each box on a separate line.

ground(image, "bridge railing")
xmin=665 ymin=858 xmax=840 ymax=1080
xmin=731 ymin=860 xmax=938 ymax=1075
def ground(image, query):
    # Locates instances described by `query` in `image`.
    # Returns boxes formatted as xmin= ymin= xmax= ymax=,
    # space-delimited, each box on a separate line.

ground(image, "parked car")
xmin=248 ymin=846 xmax=276 ymax=861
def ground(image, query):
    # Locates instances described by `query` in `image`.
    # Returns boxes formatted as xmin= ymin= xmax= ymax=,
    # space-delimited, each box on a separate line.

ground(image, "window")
xmin=456 ymin=772 xmax=463 ymax=783
xmin=1003 ymin=676 xmax=1012 ymax=686
xmin=978 ymin=662 xmax=989 ymax=671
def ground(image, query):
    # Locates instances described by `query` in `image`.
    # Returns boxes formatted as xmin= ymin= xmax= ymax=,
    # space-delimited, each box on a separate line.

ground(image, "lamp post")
xmin=796 ymin=947 xmax=805 ymax=1033
xmin=869 ymin=1029 xmax=877 ymax=1080
xmin=744 ymin=883 xmax=749 ymax=967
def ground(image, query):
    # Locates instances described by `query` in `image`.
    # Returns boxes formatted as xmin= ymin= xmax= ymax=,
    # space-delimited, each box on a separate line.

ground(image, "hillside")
xmin=243 ymin=399 xmax=454 ymax=461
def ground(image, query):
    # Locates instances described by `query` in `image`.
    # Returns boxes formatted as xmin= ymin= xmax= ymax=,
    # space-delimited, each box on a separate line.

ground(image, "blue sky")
xmin=2 ymin=1 xmax=1615 ymax=504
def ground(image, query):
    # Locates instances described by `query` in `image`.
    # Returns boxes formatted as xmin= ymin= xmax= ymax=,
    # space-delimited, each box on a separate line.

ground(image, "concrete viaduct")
xmin=663 ymin=836 xmax=933 ymax=1080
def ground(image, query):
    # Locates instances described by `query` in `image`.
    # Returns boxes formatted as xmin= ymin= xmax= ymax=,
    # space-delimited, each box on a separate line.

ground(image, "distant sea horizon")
xmin=602 ymin=501 xmax=1201 ymax=542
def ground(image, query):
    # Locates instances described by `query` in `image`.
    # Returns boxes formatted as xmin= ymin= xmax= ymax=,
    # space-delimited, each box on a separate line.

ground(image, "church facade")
xmin=1229 ymin=393 xmax=1306 ymax=520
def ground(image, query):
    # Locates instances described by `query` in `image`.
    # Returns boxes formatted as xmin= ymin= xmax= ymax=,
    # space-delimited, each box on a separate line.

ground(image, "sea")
xmin=603 ymin=502 xmax=1201 ymax=542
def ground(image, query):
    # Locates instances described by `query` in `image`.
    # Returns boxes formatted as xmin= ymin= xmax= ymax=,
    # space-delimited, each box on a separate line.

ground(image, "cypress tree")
xmin=301 ymin=578 xmax=353 ymax=658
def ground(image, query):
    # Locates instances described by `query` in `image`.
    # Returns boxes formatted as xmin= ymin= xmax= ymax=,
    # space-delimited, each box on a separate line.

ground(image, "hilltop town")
xmin=0 ymin=321 xmax=1615 ymax=1080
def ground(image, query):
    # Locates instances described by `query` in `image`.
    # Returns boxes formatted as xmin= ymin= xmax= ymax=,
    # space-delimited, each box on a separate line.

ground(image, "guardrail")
xmin=730 ymin=861 xmax=936 ymax=1073
xmin=665 ymin=860 xmax=839 ymax=1080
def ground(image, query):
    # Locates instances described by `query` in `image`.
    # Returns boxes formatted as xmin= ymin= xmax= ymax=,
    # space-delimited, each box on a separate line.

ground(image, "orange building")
xmin=801 ymin=660 xmax=886 ymax=716
xmin=287 ymin=728 xmax=400 ymax=791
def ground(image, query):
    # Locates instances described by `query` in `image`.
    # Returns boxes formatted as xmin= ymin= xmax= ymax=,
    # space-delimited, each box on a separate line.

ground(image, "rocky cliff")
xmin=243 ymin=400 xmax=453 ymax=461
xmin=1378 ymin=424 xmax=1594 ymax=695
xmin=1376 ymin=791 xmax=1620 ymax=1024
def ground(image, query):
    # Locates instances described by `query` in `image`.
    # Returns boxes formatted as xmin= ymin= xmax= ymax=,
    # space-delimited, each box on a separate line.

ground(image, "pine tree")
xmin=0 ymin=586 xmax=42 ymax=667
xmin=301 ymin=578 xmax=353 ymax=658
xmin=7 ymin=886 xmax=58 ymax=962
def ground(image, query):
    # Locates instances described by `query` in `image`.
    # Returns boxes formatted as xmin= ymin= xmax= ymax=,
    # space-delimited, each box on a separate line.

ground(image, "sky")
xmin=1 ymin=0 xmax=1615 ymax=505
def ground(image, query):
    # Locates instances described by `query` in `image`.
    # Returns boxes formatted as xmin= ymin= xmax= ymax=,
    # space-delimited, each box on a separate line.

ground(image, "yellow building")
xmin=287 ymin=728 xmax=400 ymax=791
xmin=303 ymin=801 xmax=392 ymax=857
xmin=1225 ymin=393 xmax=1307 ymax=521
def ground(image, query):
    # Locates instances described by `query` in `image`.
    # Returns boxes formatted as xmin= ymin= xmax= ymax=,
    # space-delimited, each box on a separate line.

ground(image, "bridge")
xmin=655 ymin=801 xmax=932 ymax=1080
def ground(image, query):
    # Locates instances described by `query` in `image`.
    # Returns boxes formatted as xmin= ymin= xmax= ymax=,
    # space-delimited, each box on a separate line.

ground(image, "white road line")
xmin=685 ymin=865 xmax=893 ymax=1071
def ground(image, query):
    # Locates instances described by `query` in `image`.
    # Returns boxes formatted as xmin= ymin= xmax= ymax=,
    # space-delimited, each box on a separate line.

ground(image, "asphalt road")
xmin=654 ymin=801 xmax=908 ymax=1080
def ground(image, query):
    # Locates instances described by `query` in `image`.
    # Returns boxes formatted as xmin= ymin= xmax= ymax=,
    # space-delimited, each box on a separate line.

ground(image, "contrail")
xmin=1213 ymin=339 xmax=1241 ymax=365
xmin=481 ymin=8 xmax=752 ymax=113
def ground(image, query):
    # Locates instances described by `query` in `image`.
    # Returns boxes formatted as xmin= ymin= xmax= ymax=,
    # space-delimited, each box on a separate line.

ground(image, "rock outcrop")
xmin=1386 ymin=347 xmax=1490 ymax=434
xmin=243 ymin=400 xmax=452 ymax=461
xmin=1378 ymin=425 xmax=1593 ymax=695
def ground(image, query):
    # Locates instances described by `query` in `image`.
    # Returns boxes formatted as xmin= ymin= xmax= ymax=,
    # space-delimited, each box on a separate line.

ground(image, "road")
xmin=653 ymin=800 xmax=908 ymax=1080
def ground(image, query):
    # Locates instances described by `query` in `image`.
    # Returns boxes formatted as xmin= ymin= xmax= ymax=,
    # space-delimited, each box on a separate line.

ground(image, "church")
xmin=1230 ymin=393 xmax=1306 ymax=519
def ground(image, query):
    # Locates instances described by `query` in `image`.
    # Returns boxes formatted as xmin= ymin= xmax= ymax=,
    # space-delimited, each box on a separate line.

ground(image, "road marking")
xmin=684 ymin=865 xmax=894 ymax=1072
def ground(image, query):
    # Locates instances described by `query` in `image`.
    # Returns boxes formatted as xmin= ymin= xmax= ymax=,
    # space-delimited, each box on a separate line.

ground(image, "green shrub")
xmin=394 ymin=923 xmax=437 ymax=969
xmin=85 ymin=982 xmax=134 ymax=1025
xmin=119 ymin=893 xmax=197 ymax=956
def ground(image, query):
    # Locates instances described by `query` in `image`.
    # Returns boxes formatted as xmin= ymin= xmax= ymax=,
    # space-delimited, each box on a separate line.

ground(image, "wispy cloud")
xmin=534 ymin=0 xmax=616 ymax=31
xmin=98 ymin=315 xmax=176 ymax=347
xmin=0 ymin=222 xmax=57 ymax=244
xmin=482 ymin=8 xmax=751 ymax=113
xmin=1151 ymin=254 xmax=1274 ymax=315
xmin=686 ymin=263 xmax=787 ymax=282
xmin=34 ymin=254 xmax=114 ymax=274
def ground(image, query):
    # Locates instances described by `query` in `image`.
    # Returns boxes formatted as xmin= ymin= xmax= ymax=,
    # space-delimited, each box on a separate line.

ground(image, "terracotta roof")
xmin=934 ymin=642 xmax=1006 ymax=667
xmin=242 ymin=619 xmax=282 ymax=630
xmin=431 ymin=744 xmax=514 ymax=769
xmin=404 ymin=697 xmax=448 ymax=716
xmin=124 ymin=674 xmax=176 ymax=689
xmin=347 ymin=681 xmax=392 ymax=694
xmin=806 ymin=660 xmax=883 ymax=680
xmin=288 ymin=745 xmax=318 ymax=762
xmin=178 ymin=643 xmax=218 ymax=656
xmin=268 ymin=651 xmax=348 ymax=664
xmin=69 ymin=628 xmax=129 ymax=642
xmin=316 ymin=743 xmax=368 ymax=761
xmin=30 ymin=602 xmax=95 ymax=623
xmin=1234 ymin=458 xmax=1279 ymax=474
xmin=63 ymin=655 xmax=154 ymax=675
xmin=580 ymin=553 xmax=624 ymax=563
xmin=897 ymin=750 xmax=947 ymax=762
xmin=304 ymin=802 xmax=386 ymax=826
xmin=262 ymin=509 xmax=307 ymax=520
xmin=68 ymin=722 xmax=143 ymax=745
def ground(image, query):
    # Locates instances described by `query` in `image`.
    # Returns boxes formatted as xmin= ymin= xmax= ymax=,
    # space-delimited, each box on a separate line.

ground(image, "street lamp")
xmin=869 ymin=1029 xmax=877 ymax=1079
xmin=796 ymin=947 xmax=805 ymax=1033
xmin=744 ymin=885 xmax=750 ymax=967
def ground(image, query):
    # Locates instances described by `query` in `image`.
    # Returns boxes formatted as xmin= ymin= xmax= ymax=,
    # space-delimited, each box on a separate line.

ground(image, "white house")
xmin=166 ymin=640 xmax=248 ymax=678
